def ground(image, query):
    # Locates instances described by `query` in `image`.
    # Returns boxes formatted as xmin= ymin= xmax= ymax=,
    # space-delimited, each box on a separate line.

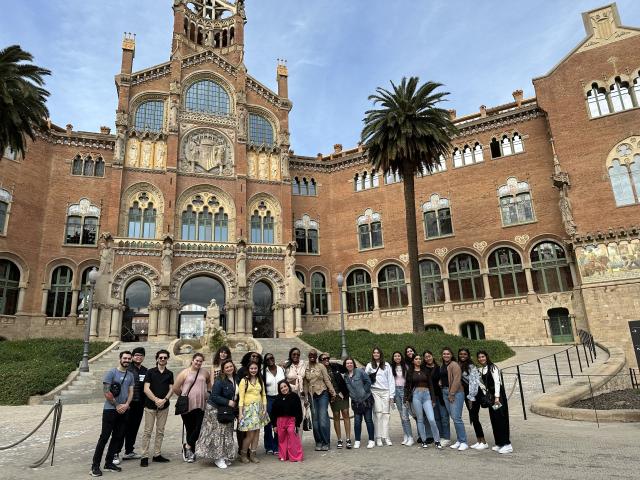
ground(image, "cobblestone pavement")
xmin=0 ymin=400 xmax=638 ymax=480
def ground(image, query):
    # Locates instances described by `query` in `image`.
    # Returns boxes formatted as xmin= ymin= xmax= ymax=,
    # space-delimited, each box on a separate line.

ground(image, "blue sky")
xmin=2 ymin=1 xmax=640 ymax=155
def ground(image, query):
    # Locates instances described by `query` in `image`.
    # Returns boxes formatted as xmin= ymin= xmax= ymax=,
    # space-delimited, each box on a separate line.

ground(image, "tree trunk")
xmin=401 ymin=165 xmax=424 ymax=333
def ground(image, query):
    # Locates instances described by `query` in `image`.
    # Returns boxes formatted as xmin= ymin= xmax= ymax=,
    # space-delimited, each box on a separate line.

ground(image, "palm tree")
xmin=0 ymin=45 xmax=51 ymax=159
xmin=361 ymin=77 xmax=457 ymax=333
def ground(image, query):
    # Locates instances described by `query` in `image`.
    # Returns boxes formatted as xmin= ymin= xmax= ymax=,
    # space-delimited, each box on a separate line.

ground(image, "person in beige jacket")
xmin=440 ymin=348 xmax=468 ymax=451
xmin=303 ymin=349 xmax=336 ymax=451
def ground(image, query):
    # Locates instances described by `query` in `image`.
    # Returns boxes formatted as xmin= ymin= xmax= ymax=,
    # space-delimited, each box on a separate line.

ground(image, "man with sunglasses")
xmin=140 ymin=349 xmax=174 ymax=467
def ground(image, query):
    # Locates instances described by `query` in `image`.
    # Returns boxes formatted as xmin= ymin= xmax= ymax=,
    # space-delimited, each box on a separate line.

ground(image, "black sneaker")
xmin=426 ymin=437 xmax=434 ymax=445
xmin=153 ymin=455 xmax=170 ymax=463
xmin=182 ymin=444 xmax=189 ymax=462
xmin=416 ymin=437 xmax=423 ymax=444
xmin=435 ymin=442 xmax=443 ymax=449
xmin=103 ymin=463 xmax=122 ymax=472
xmin=345 ymin=439 xmax=352 ymax=449
xmin=90 ymin=466 xmax=103 ymax=477
xmin=140 ymin=457 xmax=149 ymax=467
xmin=421 ymin=442 xmax=429 ymax=449
xmin=336 ymin=440 xmax=343 ymax=449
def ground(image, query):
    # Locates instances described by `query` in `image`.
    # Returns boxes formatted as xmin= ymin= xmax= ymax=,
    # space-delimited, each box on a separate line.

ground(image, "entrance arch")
xmin=252 ymin=280 xmax=274 ymax=338
xmin=123 ymin=279 xmax=151 ymax=341
xmin=178 ymin=275 xmax=226 ymax=338
xmin=548 ymin=308 xmax=574 ymax=343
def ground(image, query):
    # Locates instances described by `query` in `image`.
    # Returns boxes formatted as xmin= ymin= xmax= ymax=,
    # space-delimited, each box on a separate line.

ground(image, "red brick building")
xmin=1 ymin=2 xmax=639 ymax=366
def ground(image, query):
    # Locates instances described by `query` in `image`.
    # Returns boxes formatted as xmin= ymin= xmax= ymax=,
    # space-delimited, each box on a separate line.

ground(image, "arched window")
xmin=490 ymin=137 xmax=501 ymax=158
xmin=0 ymin=259 xmax=20 ymax=315
xmin=586 ymin=83 xmax=610 ymax=117
xmin=422 ymin=194 xmax=453 ymax=239
xmin=248 ymin=113 xmax=274 ymax=146
xmin=214 ymin=208 xmax=228 ymax=241
xmin=46 ymin=266 xmax=73 ymax=317
xmin=501 ymin=135 xmax=513 ymax=156
xmin=134 ymin=100 xmax=165 ymax=132
xmin=460 ymin=321 xmax=485 ymax=340
xmin=488 ymin=248 xmax=527 ymax=298
xmin=94 ymin=158 xmax=105 ymax=177
xmin=473 ymin=142 xmax=484 ymax=162
xmin=609 ymin=158 xmax=639 ymax=206
xmin=0 ymin=188 xmax=12 ymax=235
xmin=531 ymin=242 xmax=572 ymax=293
xmin=250 ymin=203 xmax=274 ymax=244
xmin=512 ymin=133 xmax=524 ymax=153
xmin=609 ymin=77 xmax=634 ymax=112
xmin=357 ymin=209 xmax=383 ymax=250
xmin=419 ymin=155 xmax=447 ymax=176
xmin=308 ymin=178 xmax=317 ymax=195
xmin=292 ymin=177 xmax=300 ymax=195
xmin=633 ymin=72 xmax=640 ymax=104
xmin=453 ymin=148 xmax=462 ymax=168
xmin=181 ymin=206 xmax=197 ymax=240
xmin=425 ymin=324 xmax=444 ymax=332
xmin=311 ymin=272 xmax=328 ymax=315
xmin=65 ymin=199 xmax=100 ymax=245
xmin=463 ymin=145 xmax=473 ymax=165
xmin=448 ymin=254 xmax=484 ymax=302
xmin=294 ymin=215 xmax=319 ymax=254
xmin=385 ymin=169 xmax=401 ymax=184
xmin=127 ymin=192 xmax=157 ymax=239
xmin=378 ymin=265 xmax=407 ymax=309
xmin=300 ymin=178 xmax=309 ymax=195
xmin=72 ymin=155 xmax=83 ymax=175
xmin=419 ymin=260 xmax=444 ymax=305
xmin=180 ymin=194 xmax=228 ymax=242
xmin=498 ymin=177 xmax=535 ymax=225
xmin=72 ymin=154 xmax=104 ymax=177
xmin=185 ymin=79 xmax=230 ymax=115
xmin=83 ymin=156 xmax=95 ymax=176
xmin=142 ymin=203 xmax=157 ymax=239
xmin=346 ymin=269 xmax=374 ymax=313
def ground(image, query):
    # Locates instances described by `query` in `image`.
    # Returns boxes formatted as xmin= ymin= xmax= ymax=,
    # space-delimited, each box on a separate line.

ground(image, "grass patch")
xmin=0 ymin=338 xmax=111 ymax=405
xmin=300 ymin=330 xmax=514 ymax=365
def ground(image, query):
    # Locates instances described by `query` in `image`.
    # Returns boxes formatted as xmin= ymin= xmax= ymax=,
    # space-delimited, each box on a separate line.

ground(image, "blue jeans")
xmin=412 ymin=389 xmax=440 ymax=443
xmin=264 ymin=395 xmax=278 ymax=452
xmin=424 ymin=398 xmax=450 ymax=440
xmin=311 ymin=391 xmax=331 ymax=447
xmin=393 ymin=387 xmax=412 ymax=438
xmin=442 ymin=388 xmax=467 ymax=444
xmin=354 ymin=406 xmax=374 ymax=442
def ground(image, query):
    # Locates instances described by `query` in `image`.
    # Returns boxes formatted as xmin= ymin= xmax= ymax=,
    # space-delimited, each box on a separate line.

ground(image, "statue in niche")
xmin=559 ymin=188 xmax=577 ymax=237
xmin=127 ymin=139 xmax=139 ymax=166
xmin=280 ymin=151 xmax=290 ymax=178
xmin=237 ymin=106 xmax=247 ymax=139
xmin=160 ymin=236 xmax=173 ymax=287
xmin=154 ymin=142 xmax=167 ymax=169
xmin=270 ymin=154 xmax=280 ymax=181
xmin=113 ymin=128 xmax=126 ymax=164
xmin=169 ymin=99 xmax=179 ymax=132
xmin=169 ymin=80 xmax=181 ymax=95
xmin=141 ymin=140 xmax=153 ymax=169
xmin=236 ymin=239 xmax=247 ymax=288
xmin=247 ymin=152 xmax=257 ymax=178
xmin=258 ymin=152 xmax=269 ymax=179
xmin=98 ymin=233 xmax=114 ymax=275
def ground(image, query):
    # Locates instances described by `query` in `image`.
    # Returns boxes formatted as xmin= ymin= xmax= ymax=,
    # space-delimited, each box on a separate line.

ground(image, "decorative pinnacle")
xmin=277 ymin=58 xmax=288 ymax=77
xmin=122 ymin=32 xmax=136 ymax=51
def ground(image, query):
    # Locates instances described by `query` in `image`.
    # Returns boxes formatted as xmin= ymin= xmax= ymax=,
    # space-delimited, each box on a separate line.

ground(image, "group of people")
xmin=89 ymin=344 xmax=513 ymax=477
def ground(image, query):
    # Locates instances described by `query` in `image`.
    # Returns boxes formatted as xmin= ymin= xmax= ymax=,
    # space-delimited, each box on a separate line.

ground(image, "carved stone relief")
xmin=126 ymin=137 xmax=167 ymax=171
xmin=180 ymin=128 xmax=234 ymax=176
xmin=111 ymin=263 xmax=161 ymax=300
xmin=169 ymin=260 xmax=237 ymax=298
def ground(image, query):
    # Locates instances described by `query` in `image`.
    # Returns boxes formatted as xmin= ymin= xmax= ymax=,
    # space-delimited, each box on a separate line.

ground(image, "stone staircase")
xmin=44 ymin=341 xmax=183 ymax=405
xmin=257 ymin=337 xmax=318 ymax=364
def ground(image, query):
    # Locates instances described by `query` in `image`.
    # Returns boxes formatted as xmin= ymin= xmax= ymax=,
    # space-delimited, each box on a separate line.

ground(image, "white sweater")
xmin=365 ymin=362 xmax=395 ymax=397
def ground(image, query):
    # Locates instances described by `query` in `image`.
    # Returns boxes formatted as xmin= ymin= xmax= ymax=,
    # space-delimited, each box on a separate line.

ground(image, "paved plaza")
xmin=0 ymin=399 xmax=637 ymax=480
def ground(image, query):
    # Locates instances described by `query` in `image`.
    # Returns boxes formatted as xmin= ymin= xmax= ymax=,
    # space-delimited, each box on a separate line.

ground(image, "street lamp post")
xmin=337 ymin=273 xmax=348 ymax=360
xmin=80 ymin=267 xmax=100 ymax=373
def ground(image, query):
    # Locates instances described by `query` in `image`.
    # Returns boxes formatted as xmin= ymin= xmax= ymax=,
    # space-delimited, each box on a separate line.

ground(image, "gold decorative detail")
xmin=514 ymin=235 xmax=530 ymax=247
xmin=434 ymin=248 xmax=448 ymax=258
xmin=366 ymin=258 xmax=379 ymax=268
xmin=473 ymin=241 xmax=488 ymax=253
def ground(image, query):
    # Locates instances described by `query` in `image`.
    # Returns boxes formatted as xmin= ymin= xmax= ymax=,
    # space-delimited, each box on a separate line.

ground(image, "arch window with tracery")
xmin=354 ymin=170 xmax=379 ymax=191
xmin=422 ymin=194 xmax=453 ymax=239
xmin=448 ymin=254 xmax=484 ymax=302
xmin=385 ymin=169 xmax=402 ymax=184
xmin=378 ymin=264 xmax=407 ymax=309
xmin=609 ymin=77 xmax=634 ymax=113
xmin=346 ymin=269 xmax=374 ymax=313
xmin=295 ymin=215 xmax=319 ymax=254
xmin=418 ymin=155 xmax=447 ymax=176
xmin=488 ymin=247 xmax=527 ymax=298
xmin=586 ymin=83 xmax=611 ymax=118
xmin=250 ymin=201 xmax=274 ymax=244
xmin=607 ymin=140 xmax=640 ymax=207
xmin=292 ymin=177 xmax=317 ymax=196
xmin=248 ymin=113 xmax=274 ymax=146
xmin=46 ymin=266 xmax=73 ymax=317
xmin=490 ymin=133 xmax=524 ymax=159
xmin=530 ymin=242 xmax=573 ymax=293
xmin=65 ymin=199 xmax=100 ymax=245
xmin=72 ymin=154 xmax=104 ymax=177
xmin=357 ymin=209 xmax=383 ymax=250
xmin=180 ymin=194 xmax=228 ymax=242
xmin=185 ymin=79 xmax=230 ymax=115
xmin=419 ymin=259 xmax=444 ymax=305
xmin=498 ymin=177 xmax=535 ymax=226
xmin=134 ymin=100 xmax=165 ymax=132
xmin=127 ymin=192 xmax=157 ymax=239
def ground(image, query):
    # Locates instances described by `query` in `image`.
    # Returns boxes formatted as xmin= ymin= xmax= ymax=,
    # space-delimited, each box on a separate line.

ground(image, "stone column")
xmin=372 ymin=286 xmax=380 ymax=310
xmin=16 ymin=286 xmax=26 ymax=314
xmin=326 ymin=291 xmax=333 ymax=314
xmin=148 ymin=307 xmax=159 ymax=337
xmin=227 ymin=307 xmax=236 ymax=334
xmin=69 ymin=289 xmax=80 ymax=316
xmin=158 ymin=306 xmax=169 ymax=339
xmin=482 ymin=272 xmax=492 ymax=300
xmin=443 ymin=277 xmax=452 ymax=303
xmin=524 ymin=267 xmax=535 ymax=294
xmin=405 ymin=282 xmax=412 ymax=307
xmin=41 ymin=288 xmax=48 ymax=314
xmin=169 ymin=307 xmax=179 ymax=338
xmin=89 ymin=306 xmax=99 ymax=337
xmin=295 ymin=306 xmax=302 ymax=333
xmin=236 ymin=306 xmax=246 ymax=334
xmin=246 ymin=305 xmax=253 ymax=336
xmin=284 ymin=306 xmax=294 ymax=335
xmin=305 ymin=291 xmax=312 ymax=315
xmin=109 ymin=306 xmax=122 ymax=340
xmin=275 ymin=306 xmax=284 ymax=334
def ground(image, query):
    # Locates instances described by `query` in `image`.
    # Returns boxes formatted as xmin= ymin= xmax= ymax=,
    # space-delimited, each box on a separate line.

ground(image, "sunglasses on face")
xmin=320 ymin=357 xmax=329 ymax=361
xmin=291 ymin=352 xmax=300 ymax=356
xmin=158 ymin=356 xmax=168 ymax=360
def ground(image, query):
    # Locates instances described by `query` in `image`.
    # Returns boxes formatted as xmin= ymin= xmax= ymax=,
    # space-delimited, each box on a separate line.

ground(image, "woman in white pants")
xmin=365 ymin=347 xmax=395 ymax=446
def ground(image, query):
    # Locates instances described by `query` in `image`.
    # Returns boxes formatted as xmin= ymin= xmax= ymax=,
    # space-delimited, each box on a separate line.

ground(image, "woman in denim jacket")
xmin=342 ymin=357 xmax=375 ymax=449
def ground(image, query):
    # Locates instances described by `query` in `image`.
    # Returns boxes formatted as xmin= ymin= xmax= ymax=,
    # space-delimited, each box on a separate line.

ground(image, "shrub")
xmin=0 ymin=339 xmax=111 ymax=405
xmin=300 ymin=330 xmax=514 ymax=365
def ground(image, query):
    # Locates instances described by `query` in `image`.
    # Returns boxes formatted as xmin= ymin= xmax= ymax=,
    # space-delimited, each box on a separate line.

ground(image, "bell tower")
xmin=172 ymin=0 xmax=246 ymax=64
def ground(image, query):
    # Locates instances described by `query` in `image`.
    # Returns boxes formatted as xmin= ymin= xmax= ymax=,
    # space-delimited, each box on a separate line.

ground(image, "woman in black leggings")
xmin=458 ymin=348 xmax=487 ymax=450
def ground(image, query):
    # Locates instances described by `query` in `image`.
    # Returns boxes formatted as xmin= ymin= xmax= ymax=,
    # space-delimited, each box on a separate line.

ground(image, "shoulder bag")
xmin=478 ymin=368 xmax=494 ymax=409
xmin=109 ymin=370 xmax=128 ymax=398
xmin=175 ymin=368 xmax=200 ymax=415
xmin=368 ymin=365 xmax=380 ymax=385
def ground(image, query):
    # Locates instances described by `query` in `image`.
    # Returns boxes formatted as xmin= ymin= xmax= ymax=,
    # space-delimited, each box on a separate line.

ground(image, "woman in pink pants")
xmin=269 ymin=380 xmax=304 ymax=462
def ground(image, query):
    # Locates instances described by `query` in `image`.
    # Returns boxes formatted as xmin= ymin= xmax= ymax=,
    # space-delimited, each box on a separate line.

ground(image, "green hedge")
xmin=300 ymin=330 xmax=514 ymax=365
xmin=0 ymin=339 xmax=111 ymax=405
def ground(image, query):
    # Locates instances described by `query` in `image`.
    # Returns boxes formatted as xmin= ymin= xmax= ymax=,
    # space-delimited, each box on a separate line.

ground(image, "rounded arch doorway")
xmin=179 ymin=275 xmax=225 ymax=338
xmin=252 ymin=280 xmax=274 ymax=338
xmin=123 ymin=279 xmax=151 ymax=341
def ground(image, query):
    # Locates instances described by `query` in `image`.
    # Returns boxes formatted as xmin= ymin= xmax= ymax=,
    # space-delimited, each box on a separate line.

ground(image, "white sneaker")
xmin=440 ymin=439 xmax=451 ymax=447
xmin=405 ymin=437 xmax=415 ymax=447
xmin=450 ymin=441 xmax=461 ymax=449
xmin=367 ymin=440 xmax=375 ymax=449
xmin=470 ymin=442 xmax=480 ymax=449
xmin=375 ymin=438 xmax=383 ymax=447
xmin=498 ymin=444 xmax=513 ymax=454
xmin=475 ymin=443 xmax=489 ymax=450
xmin=401 ymin=435 xmax=407 ymax=446
xmin=458 ymin=443 xmax=469 ymax=451
xmin=385 ymin=438 xmax=393 ymax=446
xmin=112 ymin=454 xmax=120 ymax=465
xmin=215 ymin=459 xmax=228 ymax=469
xmin=353 ymin=441 xmax=361 ymax=449
xmin=492 ymin=445 xmax=500 ymax=451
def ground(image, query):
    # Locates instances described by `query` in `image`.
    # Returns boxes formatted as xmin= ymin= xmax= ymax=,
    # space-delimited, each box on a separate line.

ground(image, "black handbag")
xmin=351 ymin=394 xmax=374 ymax=415
xmin=175 ymin=368 xmax=200 ymax=415
xmin=109 ymin=370 xmax=128 ymax=398
xmin=368 ymin=366 xmax=380 ymax=385
xmin=479 ymin=370 xmax=494 ymax=409
xmin=216 ymin=405 xmax=235 ymax=424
